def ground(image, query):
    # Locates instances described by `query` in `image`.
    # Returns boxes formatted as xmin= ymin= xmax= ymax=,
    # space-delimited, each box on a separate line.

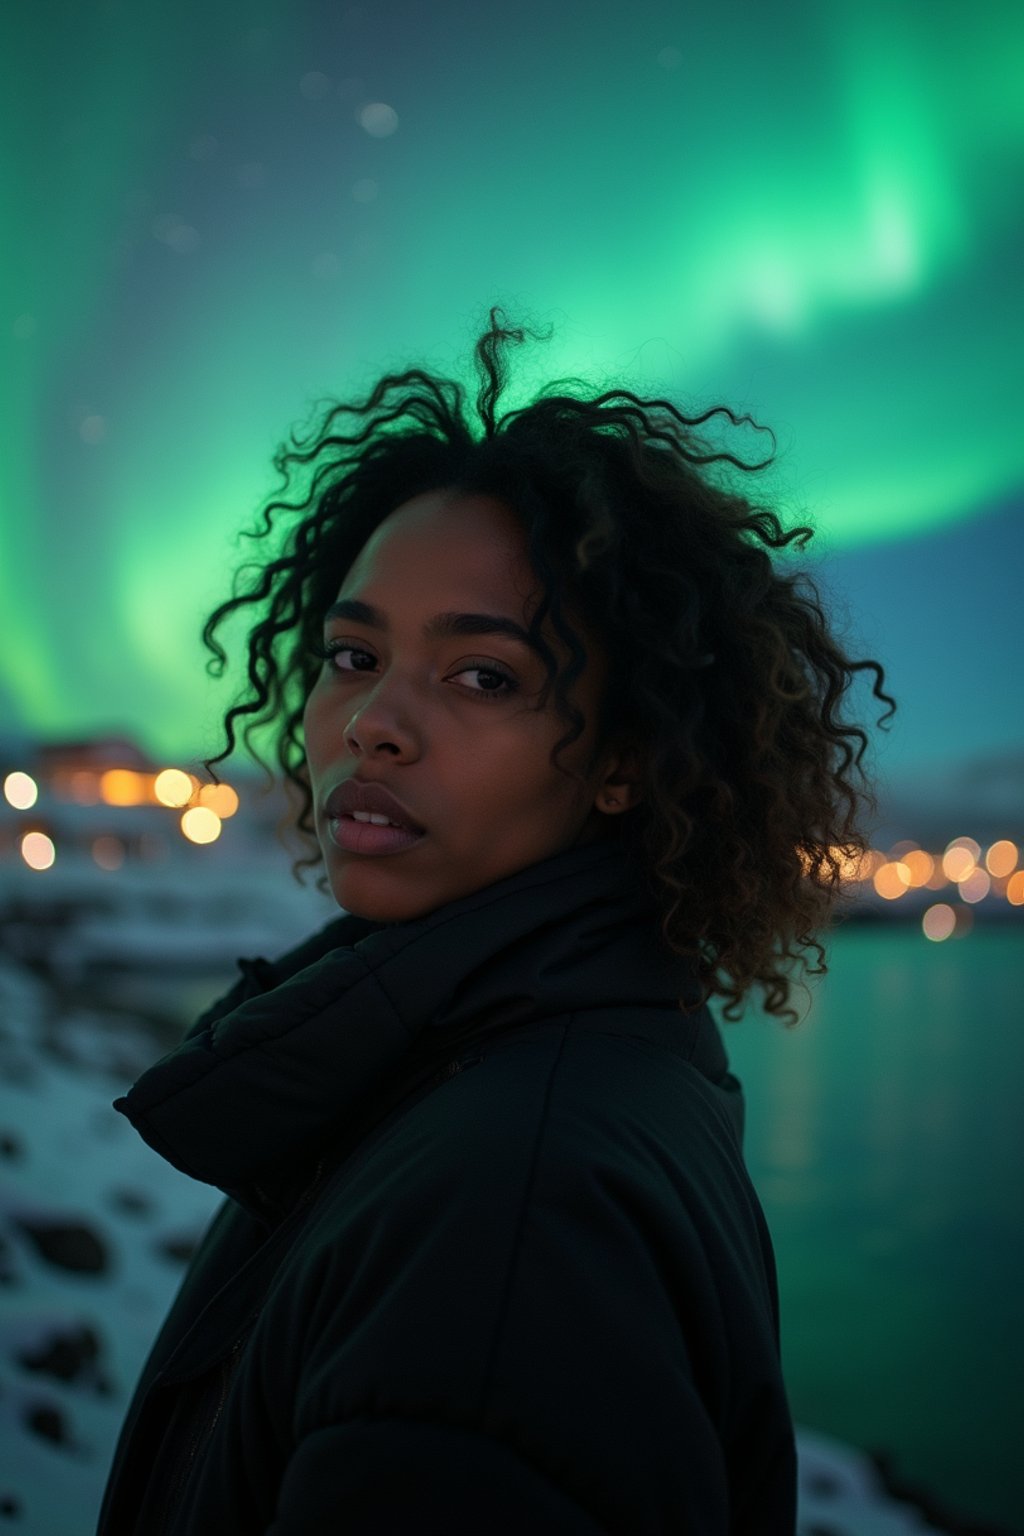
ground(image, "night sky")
xmin=4 ymin=0 xmax=1022 ymax=806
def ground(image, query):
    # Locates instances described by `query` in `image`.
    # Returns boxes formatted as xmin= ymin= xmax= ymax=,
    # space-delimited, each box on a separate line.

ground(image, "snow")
xmin=0 ymin=960 xmax=221 ymax=1533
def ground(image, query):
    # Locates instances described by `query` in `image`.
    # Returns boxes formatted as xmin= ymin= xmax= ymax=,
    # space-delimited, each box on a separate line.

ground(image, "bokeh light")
xmin=358 ymin=102 xmax=399 ymax=137
xmin=1006 ymin=871 xmax=1024 ymax=907
xmin=849 ymin=847 xmax=885 ymax=881
xmin=985 ymin=840 xmax=1018 ymax=878
xmin=181 ymin=806 xmax=222 ymax=844
xmin=873 ymin=860 xmax=911 ymax=900
xmin=942 ymin=842 xmax=977 ymax=883
xmin=198 ymin=782 xmax=239 ymax=818
xmin=20 ymin=831 xmax=55 ymax=870
xmin=959 ymin=868 xmax=991 ymax=904
xmin=922 ymin=903 xmax=955 ymax=941
xmin=3 ymin=771 xmax=38 ymax=809
xmin=154 ymin=768 xmax=196 ymax=807
xmin=924 ymin=861 xmax=950 ymax=891
xmin=101 ymin=769 xmax=147 ymax=807
xmin=901 ymin=849 xmax=934 ymax=887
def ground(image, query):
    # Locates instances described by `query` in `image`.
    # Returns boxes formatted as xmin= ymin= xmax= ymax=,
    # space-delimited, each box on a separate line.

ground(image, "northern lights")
xmin=2 ymin=0 xmax=1022 ymax=767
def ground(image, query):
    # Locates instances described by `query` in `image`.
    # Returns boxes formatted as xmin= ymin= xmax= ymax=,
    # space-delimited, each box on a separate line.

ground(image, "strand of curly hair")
xmin=200 ymin=305 xmax=895 ymax=1026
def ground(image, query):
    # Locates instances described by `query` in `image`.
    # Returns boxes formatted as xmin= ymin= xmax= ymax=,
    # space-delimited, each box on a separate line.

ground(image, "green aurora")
xmin=2 ymin=0 xmax=1022 ymax=761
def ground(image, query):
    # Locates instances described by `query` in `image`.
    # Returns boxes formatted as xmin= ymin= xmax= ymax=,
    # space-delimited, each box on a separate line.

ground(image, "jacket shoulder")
xmin=412 ymin=1020 xmax=749 ymax=1200
xmin=294 ymin=1018 xmax=772 ymax=1345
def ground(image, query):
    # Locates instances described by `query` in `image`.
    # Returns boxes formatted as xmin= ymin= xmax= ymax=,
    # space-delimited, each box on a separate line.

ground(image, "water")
xmin=723 ymin=923 xmax=1024 ymax=1533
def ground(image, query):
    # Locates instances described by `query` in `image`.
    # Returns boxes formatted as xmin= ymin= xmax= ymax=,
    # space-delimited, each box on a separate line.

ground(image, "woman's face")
xmin=302 ymin=488 xmax=634 ymax=923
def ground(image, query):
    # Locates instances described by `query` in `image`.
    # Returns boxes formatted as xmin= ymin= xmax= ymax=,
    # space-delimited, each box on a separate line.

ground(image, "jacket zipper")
xmin=148 ymin=1160 xmax=328 ymax=1531
xmin=433 ymin=1054 xmax=482 ymax=1087
xmin=151 ymin=1321 xmax=255 ymax=1536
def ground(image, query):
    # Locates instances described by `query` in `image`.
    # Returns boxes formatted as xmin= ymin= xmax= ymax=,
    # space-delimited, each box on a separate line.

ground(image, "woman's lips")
xmin=328 ymin=814 xmax=426 ymax=856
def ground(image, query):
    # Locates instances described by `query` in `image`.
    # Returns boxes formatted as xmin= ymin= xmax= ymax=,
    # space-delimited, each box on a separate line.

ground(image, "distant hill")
xmin=872 ymin=746 xmax=1024 ymax=846
xmin=801 ymin=491 xmax=1023 ymax=831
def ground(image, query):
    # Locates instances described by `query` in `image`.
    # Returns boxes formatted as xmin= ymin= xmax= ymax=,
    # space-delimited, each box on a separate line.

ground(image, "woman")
xmin=99 ymin=309 xmax=893 ymax=1534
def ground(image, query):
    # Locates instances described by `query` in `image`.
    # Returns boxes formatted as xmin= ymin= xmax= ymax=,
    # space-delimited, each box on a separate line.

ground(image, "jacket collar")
xmin=115 ymin=836 xmax=726 ymax=1214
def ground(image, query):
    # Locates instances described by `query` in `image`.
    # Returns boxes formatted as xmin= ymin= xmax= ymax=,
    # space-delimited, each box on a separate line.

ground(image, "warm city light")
xmin=873 ymin=861 xmax=911 ymax=900
xmin=901 ymin=849 xmax=934 ymax=887
xmin=985 ymin=839 xmax=1018 ymax=878
xmin=922 ymin=903 xmax=956 ymax=942
xmin=17 ymin=740 xmax=1009 ymax=922
xmin=853 ymin=847 xmax=884 ymax=880
xmin=3 ymin=771 xmax=38 ymax=809
xmin=198 ymin=782 xmax=239 ymax=818
xmin=20 ymin=831 xmax=55 ymax=870
xmin=181 ymin=806 xmax=222 ymax=844
xmin=101 ymin=769 xmax=147 ymax=806
xmin=942 ymin=844 xmax=976 ymax=883
xmin=154 ymin=768 xmax=196 ymax=808
xmin=959 ymin=868 xmax=991 ymax=904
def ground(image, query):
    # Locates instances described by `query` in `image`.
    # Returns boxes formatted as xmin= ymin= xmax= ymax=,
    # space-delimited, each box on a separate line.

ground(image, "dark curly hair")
xmin=201 ymin=306 xmax=894 ymax=1026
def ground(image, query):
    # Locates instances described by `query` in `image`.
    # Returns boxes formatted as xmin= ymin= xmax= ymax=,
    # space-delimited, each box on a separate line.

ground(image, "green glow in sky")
xmin=2 ymin=0 xmax=1022 ymax=760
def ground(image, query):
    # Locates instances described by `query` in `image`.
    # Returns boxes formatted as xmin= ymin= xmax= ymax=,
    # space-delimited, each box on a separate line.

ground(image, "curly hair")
xmin=201 ymin=306 xmax=894 ymax=1026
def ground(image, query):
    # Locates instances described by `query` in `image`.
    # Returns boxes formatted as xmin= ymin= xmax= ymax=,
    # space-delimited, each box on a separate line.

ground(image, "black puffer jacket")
xmin=99 ymin=837 xmax=796 ymax=1535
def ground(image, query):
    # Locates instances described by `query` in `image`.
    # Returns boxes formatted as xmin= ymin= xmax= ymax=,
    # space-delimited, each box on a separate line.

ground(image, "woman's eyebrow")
xmin=323 ymin=596 xmax=537 ymax=651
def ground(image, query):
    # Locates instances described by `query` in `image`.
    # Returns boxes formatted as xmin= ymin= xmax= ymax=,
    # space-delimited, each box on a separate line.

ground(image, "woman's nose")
xmin=343 ymin=674 xmax=420 ymax=758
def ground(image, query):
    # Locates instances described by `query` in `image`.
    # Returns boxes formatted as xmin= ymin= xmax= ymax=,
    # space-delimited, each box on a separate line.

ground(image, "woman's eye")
xmin=455 ymin=664 xmax=518 ymax=698
xmin=309 ymin=642 xmax=517 ymax=701
xmin=320 ymin=643 xmax=375 ymax=672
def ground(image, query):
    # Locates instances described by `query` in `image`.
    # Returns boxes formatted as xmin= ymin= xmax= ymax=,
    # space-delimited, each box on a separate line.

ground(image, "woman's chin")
xmin=327 ymin=868 xmax=433 ymax=926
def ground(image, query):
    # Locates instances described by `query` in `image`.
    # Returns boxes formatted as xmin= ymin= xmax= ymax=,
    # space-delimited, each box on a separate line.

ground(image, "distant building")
xmin=33 ymin=735 xmax=157 ymax=772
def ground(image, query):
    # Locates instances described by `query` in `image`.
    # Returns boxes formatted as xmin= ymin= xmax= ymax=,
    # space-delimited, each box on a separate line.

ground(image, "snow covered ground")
xmin=0 ymin=956 xmax=1007 ymax=1536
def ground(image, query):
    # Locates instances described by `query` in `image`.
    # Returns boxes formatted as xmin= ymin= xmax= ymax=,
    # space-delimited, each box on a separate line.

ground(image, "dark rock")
xmin=12 ymin=1217 xmax=109 ymax=1275
xmin=16 ymin=1323 xmax=101 ymax=1386
xmin=154 ymin=1232 xmax=199 ymax=1265
xmin=0 ymin=1132 xmax=22 ymax=1160
xmin=24 ymin=1402 xmax=72 ymax=1447
xmin=0 ymin=1234 xmax=18 ymax=1286
xmin=0 ymin=1491 xmax=22 ymax=1518
xmin=108 ymin=1187 xmax=153 ymax=1217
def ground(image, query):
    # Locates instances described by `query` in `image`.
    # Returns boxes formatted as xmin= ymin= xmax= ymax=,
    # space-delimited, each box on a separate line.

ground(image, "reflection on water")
xmin=722 ymin=925 xmax=1024 ymax=1531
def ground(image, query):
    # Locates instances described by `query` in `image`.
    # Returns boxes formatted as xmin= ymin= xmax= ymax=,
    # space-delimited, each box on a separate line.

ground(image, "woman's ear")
xmin=595 ymin=746 xmax=644 ymax=814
